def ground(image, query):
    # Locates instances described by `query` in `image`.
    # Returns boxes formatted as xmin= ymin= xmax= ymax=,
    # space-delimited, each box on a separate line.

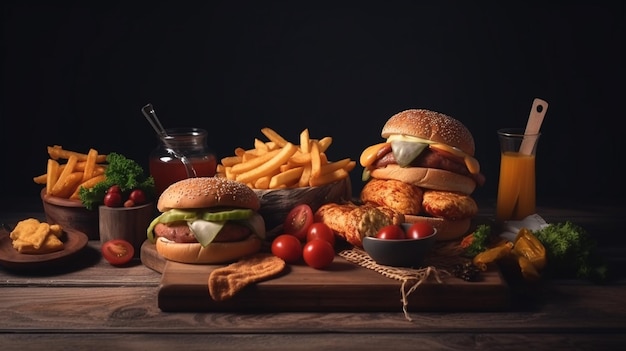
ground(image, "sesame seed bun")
xmin=382 ymin=109 xmax=476 ymax=156
xmin=157 ymin=177 xmax=260 ymax=212
xmin=361 ymin=108 xmax=481 ymax=241
xmin=152 ymin=177 xmax=264 ymax=264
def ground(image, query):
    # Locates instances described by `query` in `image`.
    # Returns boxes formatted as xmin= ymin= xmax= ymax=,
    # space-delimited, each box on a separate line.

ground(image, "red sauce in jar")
xmin=149 ymin=156 xmax=217 ymax=195
xmin=148 ymin=128 xmax=217 ymax=195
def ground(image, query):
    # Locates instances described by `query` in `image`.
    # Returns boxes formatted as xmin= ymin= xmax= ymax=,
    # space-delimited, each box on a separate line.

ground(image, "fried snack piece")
xmin=314 ymin=202 xmax=405 ymax=248
xmin=9 ymin=219 xmax=40 ymax=241
xmin=360 ymin=178 xmax=423 ymax=215
xmin=473 ymin=241 xmax=514 ymax=271
xmin=10 ymin=218 xmax=64 ymax=254
xmin=13 ymin=234 xmax=63 ymax=254
xmin=314 ymin=202 xmax=357 ymax=241
xmin=372 ymin=204 xmax=406 ymax=226
xmin=422 ymin=190 xmax=478 ymax=220
xmin=208 ymin=253 xmax=286 ymax=301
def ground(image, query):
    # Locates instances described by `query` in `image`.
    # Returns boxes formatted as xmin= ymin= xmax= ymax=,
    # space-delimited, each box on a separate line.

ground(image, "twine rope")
xmin=339 ymin=248 xmax=448 ymax=321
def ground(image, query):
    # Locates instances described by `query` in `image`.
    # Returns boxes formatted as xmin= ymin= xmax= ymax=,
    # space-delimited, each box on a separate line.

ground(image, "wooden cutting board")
xmin=141 ymin=240 xmax=510 ymax=313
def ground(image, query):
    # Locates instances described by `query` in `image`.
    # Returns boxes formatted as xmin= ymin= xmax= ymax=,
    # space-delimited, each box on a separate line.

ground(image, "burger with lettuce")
xmin=147 ymin=177 xmax=266 ymax=264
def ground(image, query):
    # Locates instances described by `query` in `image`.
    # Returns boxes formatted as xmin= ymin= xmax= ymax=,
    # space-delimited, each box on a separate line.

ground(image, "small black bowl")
xmin=362 ymin=224 xmax=438 ymax=267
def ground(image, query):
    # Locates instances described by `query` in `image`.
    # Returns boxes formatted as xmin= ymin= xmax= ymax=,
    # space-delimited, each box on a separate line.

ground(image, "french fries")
xmin=217 ymin=128 xmax=355 ymax=190
xmin=34 ymin=146 xmax=108 ymax=200
xmin=33 ymin=162 xmax=105 ymax=184
xmin=47 ymin=145 xmax=107 ymax=163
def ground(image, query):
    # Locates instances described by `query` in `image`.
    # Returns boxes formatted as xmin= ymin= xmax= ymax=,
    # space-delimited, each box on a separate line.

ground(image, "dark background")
xmin=1 ymin=1 xmax=624 ymax=211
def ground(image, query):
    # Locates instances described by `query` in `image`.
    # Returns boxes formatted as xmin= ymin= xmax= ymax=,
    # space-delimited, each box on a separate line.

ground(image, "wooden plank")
xmin=0 ymin=240 xmax=161 ymax=286
xmin=140 ymin=239 xmax=166 ymax=273
xmin=3 ymin=333 xmax=626 ymax=351
xmin=141 ymin=241 xmax=510 ymax=313
xmin=1 ymin=285 xmax=625 ymax=332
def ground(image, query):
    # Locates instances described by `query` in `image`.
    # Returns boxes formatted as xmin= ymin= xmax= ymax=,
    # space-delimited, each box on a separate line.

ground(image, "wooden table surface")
xmin=1 ymin=200 xmax=625 ymax=351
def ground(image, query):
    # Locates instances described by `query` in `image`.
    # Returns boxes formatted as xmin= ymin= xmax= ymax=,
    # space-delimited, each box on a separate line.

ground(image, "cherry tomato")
xmin=129 ymin=189 xmax=146 ymax=205
xmin=303 ymin=239 xmax=334 ymax=269
xmin=101 ymin=239 xmax=134 ymax=265
xmin=283 ymin=204 xmax=314 ymax=241
xmin=107 ymin=185 xmax=122 ymax=194
xmin=124 ymin=199 xmax=135 ymax=208
xmin=103 ymin=192 xmax=122 ymax=207
xmin=406 ymin=221 xmax=435 ymax=239
xmin=271 ymin=234 xmax=302 ymax=263
xmin=306 ymin=222 xmax=335 ymax=247
xmin=376 ymin=225 xmax=406 ymax=240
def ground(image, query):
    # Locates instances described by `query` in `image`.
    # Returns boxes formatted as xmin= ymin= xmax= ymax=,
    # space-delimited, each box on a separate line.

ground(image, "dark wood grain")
xmin=2 ymin=333 xmax=625 ymax=351
xmin=0 ymin=229 xmax=88 ymax=270
xmin=1 ymin=204 xmax=625 ymax=351
xmin=150 ymin=248 xmax=509 ymax=313
xmin=1 ymin=283 xmax=624 ymax=332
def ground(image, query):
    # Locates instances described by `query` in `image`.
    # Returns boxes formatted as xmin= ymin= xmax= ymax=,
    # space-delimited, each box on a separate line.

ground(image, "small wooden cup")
xmin=41 ymin=189 xmax=100 ymax=240
xmin=98 ymin=203 xmax=156 ymax=257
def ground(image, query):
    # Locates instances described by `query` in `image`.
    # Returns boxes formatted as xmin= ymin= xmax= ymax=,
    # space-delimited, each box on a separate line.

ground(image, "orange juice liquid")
xmin=496 ymin=151 xmax=536 ymax=222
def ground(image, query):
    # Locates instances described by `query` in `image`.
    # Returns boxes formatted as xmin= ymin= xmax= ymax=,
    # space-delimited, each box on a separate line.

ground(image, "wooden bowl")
xmin=40 ymin=189 xmax=100 ymax=240
xmin=99 ymin=203 xmax=156 ymax=256
xmin=254 ymin=177 xmax=352 ymax=235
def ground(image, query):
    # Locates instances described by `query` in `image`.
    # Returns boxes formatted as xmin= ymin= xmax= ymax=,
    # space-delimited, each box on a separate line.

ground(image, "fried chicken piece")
xmin=360 ymin=178 xmax=423 ymax=215
xmin=422 ymin=190 xmax=478 ymax=220
xmin=314 ymin=202 xmax=404 ymax=248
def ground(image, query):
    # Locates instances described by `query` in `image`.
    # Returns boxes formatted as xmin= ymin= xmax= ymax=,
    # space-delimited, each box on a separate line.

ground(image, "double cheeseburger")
xmin=147 ymin=177 xmax=266 ymax=264
xmin=359 ymin=109 xmax=485 ymax=241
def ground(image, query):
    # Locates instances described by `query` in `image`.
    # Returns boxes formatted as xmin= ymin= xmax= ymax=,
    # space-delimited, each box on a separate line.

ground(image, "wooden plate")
xmin=0 ymin=228 xmax=88 ymax=270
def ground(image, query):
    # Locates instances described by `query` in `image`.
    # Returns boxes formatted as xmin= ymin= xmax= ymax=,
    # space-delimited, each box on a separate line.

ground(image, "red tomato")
xmin=376 ymin=225 xmax=405 ymax=240
xmin=107 ymin=185 xmax=122 ymax=194
xmin=103 ymin=192 xmax=122 ymax=207
xmin=303 ymin=239 xmax=334 ymax=269
xmin=406 ymin=221 xmax=435 ymax=239
xmin=101 ymin=239 xmax=134 ymax=265
xmin=306 ymin=222 xmax=335 ymax=247
xmin=283 ymin=204 xmax=314 ymax=241
xmin=129 ymin=189 xmax=146 ymax=205
xmin=271 ymin=234 xmax=302 ymax=263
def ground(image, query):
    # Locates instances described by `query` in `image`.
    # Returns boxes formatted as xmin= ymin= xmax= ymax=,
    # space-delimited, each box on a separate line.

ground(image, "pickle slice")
xmin=201 ymin=209 xmax=254 ymax=221
xmin=158 ymin=209 xmax=200 ymax=223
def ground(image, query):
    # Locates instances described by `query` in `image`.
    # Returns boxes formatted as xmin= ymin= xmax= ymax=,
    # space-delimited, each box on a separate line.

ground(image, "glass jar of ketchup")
xmin=149 ymin=127 xmax=217 ymax=195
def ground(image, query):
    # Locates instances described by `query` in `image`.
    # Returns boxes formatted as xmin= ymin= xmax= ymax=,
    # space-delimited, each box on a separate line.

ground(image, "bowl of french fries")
xmin=217 ymin=127 xmax=355 ymax=234
xmin=40 ymin=190 xmax=100 ymax=240
xmin=36 ymin=146 xmax=108 ymax=240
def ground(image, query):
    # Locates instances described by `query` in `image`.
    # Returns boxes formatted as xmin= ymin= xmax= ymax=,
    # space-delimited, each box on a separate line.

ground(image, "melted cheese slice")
xmin=361 ymin=135 xmax=481 ymax=174
xmin=359 ymin=142 xmax=389 ymax=167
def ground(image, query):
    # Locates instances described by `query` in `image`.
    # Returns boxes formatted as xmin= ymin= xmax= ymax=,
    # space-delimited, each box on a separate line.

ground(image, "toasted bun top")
xmin=157 ymin=177 xmax=260 ymax=212
xmin=381 ymin=109 xmax=475 ymax=156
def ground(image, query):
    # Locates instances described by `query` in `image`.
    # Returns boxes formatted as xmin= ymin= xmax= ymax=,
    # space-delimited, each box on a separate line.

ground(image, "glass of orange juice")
xmin=496 ymin=128 xmax=541 ymax=223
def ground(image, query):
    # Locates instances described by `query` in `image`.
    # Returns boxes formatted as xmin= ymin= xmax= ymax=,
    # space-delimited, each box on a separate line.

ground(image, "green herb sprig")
xmin=533 ymin=221 xmax=608 ymax=283
xmin=78 ymin=152 xmax=155 ymax=210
